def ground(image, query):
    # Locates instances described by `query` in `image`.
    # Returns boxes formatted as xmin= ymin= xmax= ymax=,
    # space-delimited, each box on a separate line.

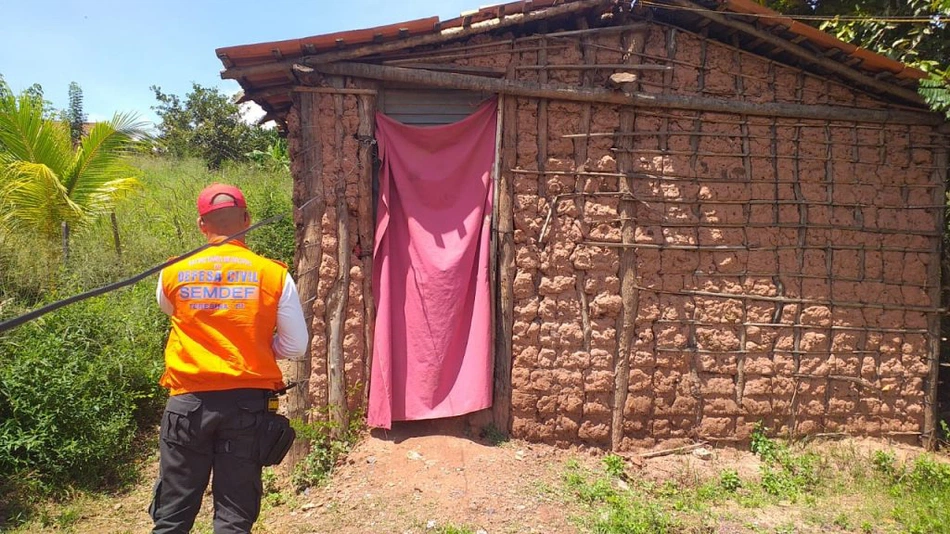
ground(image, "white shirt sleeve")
xmin=156 ymin=272 xmax=173 ymax=316
xmin=273 ymin=275 xmax=309 ymax=360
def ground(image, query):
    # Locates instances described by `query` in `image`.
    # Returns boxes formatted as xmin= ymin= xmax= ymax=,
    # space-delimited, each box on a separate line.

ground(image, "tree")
xmin=21 ymin=83 xmax=57 ymax=119
xmin=67 ymin=82 xmax=85 ymax=147
xmin=0 ymin=75 xmax=56 ymax=118
xmin=759 ymin=0 xmax=950 ymax=118
xmin=0 ymin=89 xmax=146 ymax=246
xmin=151 ymin=83 xmax=271 ymax=169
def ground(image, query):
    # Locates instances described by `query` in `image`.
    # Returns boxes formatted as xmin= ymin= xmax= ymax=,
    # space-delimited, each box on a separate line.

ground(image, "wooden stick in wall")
xmin=612 ymin=27 xmax=649 ymax=452
xmin=326 ymin=78 xmax=350 ymax=440
xmin=493 ymin=90 xmax=517 ymax=433
xmin=355 ymin=80 xmax=379 ymax=406
xmin=287 ymin=91 xmax=325 ymax=466
xmin=924 ymin=129 xmax=948 ymax=450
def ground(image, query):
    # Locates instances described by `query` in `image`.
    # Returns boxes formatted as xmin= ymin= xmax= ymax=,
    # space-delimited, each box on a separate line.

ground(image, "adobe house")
xmin=217 ymin=0 xmax=949 ymax=454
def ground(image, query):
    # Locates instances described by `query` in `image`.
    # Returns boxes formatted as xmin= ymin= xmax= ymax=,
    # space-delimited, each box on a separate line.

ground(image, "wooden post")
xmin=287 ymin=91 xmax=325 ymax=466
xmin=573 ymin=17 xmax=594 ymax=356
xmin=493 ymin=92 xmax=517 ymax=433
xmin=355 ymin=81 xmax=379 ymax=404
xmin=110 ymin=212 xmax=122 ymax=259
xmin=61 ymin=222 xmax=69 ymax=262
xmin=612 ymin=27 xmax=648 ymax=451
xmin=789 ymin=72 xmax=807 ymax=435
xmin=924 ymin=129 xmax=948 ymax=449
xmin=326 ymin=77 xmax=350 ymax=440
xmin=537 ymin=23 xmax=549 ymax=203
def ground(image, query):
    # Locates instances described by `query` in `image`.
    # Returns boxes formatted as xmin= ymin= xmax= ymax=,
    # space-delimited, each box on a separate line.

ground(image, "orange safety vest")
xmin=159 ymin=240 xmax=287 ymax=395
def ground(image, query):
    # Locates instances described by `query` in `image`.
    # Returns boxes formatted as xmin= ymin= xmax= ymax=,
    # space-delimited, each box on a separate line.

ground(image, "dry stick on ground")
xmin=636 ymin=442 xmax=709 ymax=459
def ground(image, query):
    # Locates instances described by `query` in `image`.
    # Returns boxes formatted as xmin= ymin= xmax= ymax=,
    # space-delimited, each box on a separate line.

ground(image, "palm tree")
xmin=0 ymin=90 xmax=146 ymax=248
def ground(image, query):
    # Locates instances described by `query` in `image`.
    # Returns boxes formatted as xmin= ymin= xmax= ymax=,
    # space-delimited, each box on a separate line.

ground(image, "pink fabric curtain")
xmin=368 ymin=99 xmax=497 ymax=429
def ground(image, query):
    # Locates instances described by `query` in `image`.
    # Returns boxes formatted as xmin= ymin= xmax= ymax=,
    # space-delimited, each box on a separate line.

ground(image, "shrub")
xmin=871 ymin=449 xmax=898 ymax=479
xmin=748 ymin=422 xmax=822 ymax=500
xmin=291 ymin=403 xmax=365 ymax=491
xmin=0 ymin=282 xmax=165 ymax=508
xmin=244 ymin=184 xmax=295 ymax=274
xmin=750 ymin=421 xmax=778 ymax=461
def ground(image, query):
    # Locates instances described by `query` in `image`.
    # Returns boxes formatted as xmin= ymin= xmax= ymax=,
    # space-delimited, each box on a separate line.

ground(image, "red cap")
xmin=197 ymin=183 xmax=247 ymax=216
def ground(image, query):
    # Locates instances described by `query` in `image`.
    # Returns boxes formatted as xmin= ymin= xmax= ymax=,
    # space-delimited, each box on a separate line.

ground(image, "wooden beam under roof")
xmin=237 ymin=86 xmax=291 ymax=104
xmin=298 ymin=61 xmax=942 ymax=125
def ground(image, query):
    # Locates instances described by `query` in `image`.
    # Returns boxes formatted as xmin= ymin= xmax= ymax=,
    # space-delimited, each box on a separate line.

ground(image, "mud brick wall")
xmin=441 ymin=23 xmax=945 ymax=448
xmin=287 ymin=20 xmax=947 ymax=449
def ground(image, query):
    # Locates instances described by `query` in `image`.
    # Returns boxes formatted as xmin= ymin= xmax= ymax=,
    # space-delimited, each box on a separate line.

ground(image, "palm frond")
xmin=0 ymin=103 xmax=147 ymax=240
xmin=79 ymin=175 xmax=141 ymax=220
xmin=0 ymin=94 xmax=71 ymax=176
xmin=66 ymin=113 xmax=148 ymax=202
xmin=0 ymin=161 xmax=81 ymax=240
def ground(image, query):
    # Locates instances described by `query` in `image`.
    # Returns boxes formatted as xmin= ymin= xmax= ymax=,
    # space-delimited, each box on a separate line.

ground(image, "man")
xmin=150 ymin=183 xmax=308 ymax=534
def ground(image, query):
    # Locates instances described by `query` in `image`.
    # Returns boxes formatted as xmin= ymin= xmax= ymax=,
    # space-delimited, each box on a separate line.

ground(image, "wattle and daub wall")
xmin=287 ymin=19 xmax=948 ymax=450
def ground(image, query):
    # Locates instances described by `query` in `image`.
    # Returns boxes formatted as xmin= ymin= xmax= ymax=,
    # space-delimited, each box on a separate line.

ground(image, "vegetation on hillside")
xmin=0 ymin=156 xmax=294 ymax=526
xmin=0 ymin=66 xmax=297 ymax=528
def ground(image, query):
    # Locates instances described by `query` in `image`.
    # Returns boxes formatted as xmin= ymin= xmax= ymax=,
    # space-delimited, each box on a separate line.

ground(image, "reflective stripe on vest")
xmin=160 ymin=240 xmax=287 ymax=395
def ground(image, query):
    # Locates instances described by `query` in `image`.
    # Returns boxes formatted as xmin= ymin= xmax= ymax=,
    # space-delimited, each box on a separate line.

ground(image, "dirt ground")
xmin=19 ymin=419 xmax=929 ymax=534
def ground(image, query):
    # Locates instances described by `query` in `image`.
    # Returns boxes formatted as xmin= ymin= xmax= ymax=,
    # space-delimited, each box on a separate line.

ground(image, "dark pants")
xmin=150 ymin=389 xmax=269 ymax=534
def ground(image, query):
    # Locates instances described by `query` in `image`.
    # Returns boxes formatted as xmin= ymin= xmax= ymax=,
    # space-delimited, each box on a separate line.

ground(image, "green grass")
xmin=558 ymin=428 xmax=950 ymax=534
xmin=434 ymin=524 xmax=479 ymax=534
xmin=563 ymin=459 xmax=679 ymax=534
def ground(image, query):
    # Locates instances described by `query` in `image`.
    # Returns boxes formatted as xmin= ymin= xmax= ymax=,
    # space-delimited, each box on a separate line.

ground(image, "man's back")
xmin=159 ymin=240 xmax=289 ymax=395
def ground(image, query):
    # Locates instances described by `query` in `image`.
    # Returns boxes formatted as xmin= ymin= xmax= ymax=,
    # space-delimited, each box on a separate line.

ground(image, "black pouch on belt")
xmin=258 ymin=392 xmax=296 ymax=466
xmin=258 ymin=412 xmax=295 ymax=466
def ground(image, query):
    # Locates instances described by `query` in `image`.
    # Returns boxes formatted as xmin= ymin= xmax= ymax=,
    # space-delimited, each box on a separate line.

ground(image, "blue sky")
xmin=0 ymin=0 xmax=477 ymax=125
